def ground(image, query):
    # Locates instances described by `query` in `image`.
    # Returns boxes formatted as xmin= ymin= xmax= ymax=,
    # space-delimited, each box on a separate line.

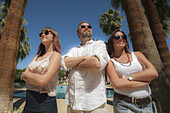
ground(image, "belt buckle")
xmin=134 ymin=97 xmax=143 ymax=107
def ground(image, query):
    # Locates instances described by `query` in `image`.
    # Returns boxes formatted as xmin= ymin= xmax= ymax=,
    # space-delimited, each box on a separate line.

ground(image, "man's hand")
xmin=64 ymin=56 xmax=86 ymax=69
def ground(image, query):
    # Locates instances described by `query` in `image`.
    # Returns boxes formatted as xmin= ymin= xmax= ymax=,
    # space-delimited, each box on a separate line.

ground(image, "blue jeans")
xmin=113 ymin=96 xmax=157 ymax=113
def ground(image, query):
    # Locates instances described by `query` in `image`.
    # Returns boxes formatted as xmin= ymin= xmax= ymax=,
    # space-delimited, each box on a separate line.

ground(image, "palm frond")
xmin=99 ymin=8 xmax=124 ymax=36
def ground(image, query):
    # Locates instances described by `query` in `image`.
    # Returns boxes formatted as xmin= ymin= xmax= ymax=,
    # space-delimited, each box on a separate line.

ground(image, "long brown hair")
xmin=107 ymin=29 xmax=130 ymax=58
xmin=37 ymin=27 xmax=61 ymax=56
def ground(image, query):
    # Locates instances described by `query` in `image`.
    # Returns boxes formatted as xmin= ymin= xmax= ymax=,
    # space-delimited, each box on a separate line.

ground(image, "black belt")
xmin=114 ymin=92 xmax=151 ymax=107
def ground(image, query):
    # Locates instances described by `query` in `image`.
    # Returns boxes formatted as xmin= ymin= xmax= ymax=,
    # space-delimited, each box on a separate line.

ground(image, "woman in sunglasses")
xmin=21 ymin=27 xmax=61 ymax=113
xmin=106 ymin=29 xmax=158 ymax=113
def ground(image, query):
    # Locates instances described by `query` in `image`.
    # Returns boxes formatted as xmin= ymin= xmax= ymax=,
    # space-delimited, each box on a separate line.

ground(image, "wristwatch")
xmin=128 ymin=75 xmax=133 ymax=81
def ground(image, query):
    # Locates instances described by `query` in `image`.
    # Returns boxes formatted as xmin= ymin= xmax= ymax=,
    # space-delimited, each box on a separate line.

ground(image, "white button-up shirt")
xmin=61 ymin=40 xmax=110 ymax=111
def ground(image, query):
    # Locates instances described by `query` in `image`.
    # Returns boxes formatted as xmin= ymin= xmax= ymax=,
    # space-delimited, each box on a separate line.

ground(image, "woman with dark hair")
xmin=106 ymin=29 xmax=158 ymax=113
xmin=21 ymin=27 xmax=61 ymax=113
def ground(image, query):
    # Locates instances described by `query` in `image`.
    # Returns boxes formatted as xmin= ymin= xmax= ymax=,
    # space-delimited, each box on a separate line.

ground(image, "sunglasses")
xmin=81 ymin=25 xmax=92 ymax=29
xmin=113 ymin=35 xmax=126 ymax=40
xmin=39 ymin=30 xmax=54 ymax=37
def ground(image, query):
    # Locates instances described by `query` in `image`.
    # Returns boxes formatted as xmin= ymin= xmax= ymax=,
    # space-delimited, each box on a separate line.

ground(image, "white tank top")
xmin=111 ymin=52 xmax=151 ymax=97
xmin=26 ymin=54 xmax=58 ymax=97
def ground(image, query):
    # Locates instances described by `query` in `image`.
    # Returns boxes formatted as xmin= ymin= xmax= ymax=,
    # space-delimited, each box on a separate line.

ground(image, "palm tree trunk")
xmin=142 ymin=0 xmax=170 ymax=81
xmin=122 ymin=0 xmax=161 ymax=69
xmin=142 ymin=0 xmax=170 ymax=112
xmin=0 ymin=0 xmax=28 ymax=111
xmin=122 ymin=0 xmax=170 ymax=112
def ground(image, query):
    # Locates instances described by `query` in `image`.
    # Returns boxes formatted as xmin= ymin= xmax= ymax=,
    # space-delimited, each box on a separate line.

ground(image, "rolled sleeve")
xmin=93 ymin=41 xmax=110 ymax=71
xmin=61 ymin=55 xmax=69 ymax=71
xmin=61 ymin=48 xmax=75 ymax=71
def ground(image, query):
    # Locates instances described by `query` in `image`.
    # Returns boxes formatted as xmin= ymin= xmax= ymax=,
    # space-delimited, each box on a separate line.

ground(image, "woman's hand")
xmin=106 ymin=61 xmax=150 ymax=90
xmin=41 ymin=67 xmax=48 ymax=74
xmin=21 ymin=71 xmax=27 ymax=80
xmin=20 ymin=52 xmax=61 ymax=87
xmin=130 ymin=51 xmax=158 ymax=82
xmin=21 ymin=71 xmax=31 ymax=84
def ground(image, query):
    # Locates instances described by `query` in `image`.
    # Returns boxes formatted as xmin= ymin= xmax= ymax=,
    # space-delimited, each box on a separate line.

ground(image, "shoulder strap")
xmin=133 ymin=52 xmax=145 ymax=70
xmin=110 ymin=59 xmax=115 ymax=65
xmin=132 ymin=52 xmax=141 ymax=62
xmin=47 ymin=54 xmax=53 ymax=59
xmin=131 ymin=52 xmax=136 ymax=60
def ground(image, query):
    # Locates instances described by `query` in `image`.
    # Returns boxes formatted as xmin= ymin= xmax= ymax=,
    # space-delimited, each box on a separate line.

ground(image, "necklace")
xmin=114 ymin=53 xmax=131 ymax=67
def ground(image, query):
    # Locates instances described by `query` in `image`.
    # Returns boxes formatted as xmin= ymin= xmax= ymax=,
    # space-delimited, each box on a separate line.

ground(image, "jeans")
xmin=113 ymin=96 xmax=157 ymax=113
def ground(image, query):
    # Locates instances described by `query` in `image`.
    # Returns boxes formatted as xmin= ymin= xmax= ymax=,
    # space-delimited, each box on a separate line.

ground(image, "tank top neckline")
xmin=112 ymin=52 xmax=135 ymax=64
xmin=34 ymin=54 xmax=52 ymax=63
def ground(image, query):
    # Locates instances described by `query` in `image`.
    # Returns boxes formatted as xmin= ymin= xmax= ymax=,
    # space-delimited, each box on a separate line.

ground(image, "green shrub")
xmin=14 ymin=75 xmax=22 ymax=83
xmin=14 ymin=82 xmax=26 ymax=88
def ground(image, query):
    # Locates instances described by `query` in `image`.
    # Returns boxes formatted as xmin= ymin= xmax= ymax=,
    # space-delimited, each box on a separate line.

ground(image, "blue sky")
xmin=16 ymin=0 xmax=170 ymax=69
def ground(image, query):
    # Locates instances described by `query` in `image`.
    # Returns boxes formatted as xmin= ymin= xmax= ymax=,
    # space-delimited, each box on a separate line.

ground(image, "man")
xmin=61 ymin=21 xmax=110 ymax=113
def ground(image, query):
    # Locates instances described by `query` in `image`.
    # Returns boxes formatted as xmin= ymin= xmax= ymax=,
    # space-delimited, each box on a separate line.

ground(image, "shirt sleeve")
xmin=93 ymin=40 xmax=110 ymax=71
xmin=61 ymin=48 xmax=75 ymax=71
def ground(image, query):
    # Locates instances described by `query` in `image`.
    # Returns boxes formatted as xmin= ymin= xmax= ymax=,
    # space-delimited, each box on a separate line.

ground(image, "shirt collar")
xmin=78 ymin=39 xmax=94 ymax=47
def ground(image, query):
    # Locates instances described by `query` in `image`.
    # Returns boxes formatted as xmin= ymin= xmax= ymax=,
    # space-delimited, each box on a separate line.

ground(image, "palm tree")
xmin=109 ymin=0 xmax=170 ymax=112
xmin=99 ymin=8 xmax=124 ymax=35
xmin=141 ymin=0 xmax=170 ymax=112
xmin=0 ymin=1 xmax=30 ymax=63
xmin=153 ymin=0 xmax=170 ymax=39
xmin=152 ymin=0 xmax=170 ymax=38
xmin=0 ymin=0 xmax=11 ymax=36
xmin=0 ymin=0 xmax=28 ymax=111
xmin=17 ymin=21 xmax=30 ymax=63
xmin=0 ymin=2 xmax=8 ymax=34
xmin=142 ymin=0 xmax=170 ymax=82
xmin=109 ymin=0 xmax=163 ymax=71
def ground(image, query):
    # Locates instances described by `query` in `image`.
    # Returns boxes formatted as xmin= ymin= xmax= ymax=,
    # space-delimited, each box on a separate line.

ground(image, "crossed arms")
xmin=62 ymin=41 xmax=109 ymax=71
xmin=64 ymin=55 xmax=100 ymax=71
xmin=106 ymin=51 xmax=158 ymax=90
xmin=21 ymin=52 xmax=61 ymax=86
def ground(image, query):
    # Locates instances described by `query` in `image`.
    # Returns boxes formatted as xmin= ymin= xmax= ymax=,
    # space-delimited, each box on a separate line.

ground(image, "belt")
xmin=114 ymin=92 xmax=151 ymax=107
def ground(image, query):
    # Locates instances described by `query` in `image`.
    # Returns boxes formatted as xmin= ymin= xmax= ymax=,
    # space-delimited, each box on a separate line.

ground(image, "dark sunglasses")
xmin=39 ymin=30 xmax=54 ymax=37
xmin=113 ymin=35 xmax=126 ymax=40
xmin=81 ymin=25 xmax=92 ymax=29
